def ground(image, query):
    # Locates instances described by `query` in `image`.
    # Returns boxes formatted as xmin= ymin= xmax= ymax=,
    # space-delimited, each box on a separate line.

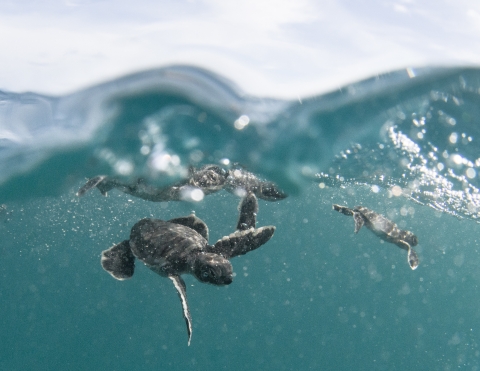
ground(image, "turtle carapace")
xmin=333 ymin=204 xmax=419 ymax=270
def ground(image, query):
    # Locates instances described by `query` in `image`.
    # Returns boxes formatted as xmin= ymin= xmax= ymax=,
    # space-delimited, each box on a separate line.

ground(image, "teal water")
xmin=1 ymin=65 xmax=480 ymax=370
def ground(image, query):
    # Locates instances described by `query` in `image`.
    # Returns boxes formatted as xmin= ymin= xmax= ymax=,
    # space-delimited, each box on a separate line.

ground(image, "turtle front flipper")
xmin=408 ymin=247 xmax=419 ymax=270
xmin=353 ymin=212 xmax=365 ymax=233
xmin=101 ymin=240 xmax=135 ymax=280
xmin=169 ymin=275 xmax=193 ymax=346
xmin=332 ymin=204 xmax=364 ymax=232
xmin=237 ymin=192 xmax=258 ymax=230
xmin=396 ymin=240 xmax=419 ymax=270
xmin=168 ymin=214 xmax=209 ymax=241
xmin=212 ymin=226 xmax=275 ymax=259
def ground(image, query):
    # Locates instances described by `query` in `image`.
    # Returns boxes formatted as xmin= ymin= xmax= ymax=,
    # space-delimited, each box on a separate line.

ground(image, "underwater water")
xmin=1 ymin=65 xmax=480 ymax=370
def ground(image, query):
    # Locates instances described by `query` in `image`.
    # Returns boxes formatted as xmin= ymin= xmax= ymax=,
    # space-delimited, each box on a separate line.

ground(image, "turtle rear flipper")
xmin=237 ymin=193 xmax=258 ymax=230
xmin=211 ymin=226 xmax=275 ymax=259
xmin=168 ymin=214 xmax=209 ymax=241
xmin=101 ymin=240 xmax=135 ymax=280
xmin=169 ymin=275 xmax=193 ymax=346
xmin=77 ymin=176 xmax=112 ymax=196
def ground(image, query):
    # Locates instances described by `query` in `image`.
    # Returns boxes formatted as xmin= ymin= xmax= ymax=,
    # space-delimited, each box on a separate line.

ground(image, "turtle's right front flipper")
xmin=169 ymin=275 xmax=193 ymax=346
xmin=407 ymin=247 xmax=419 ymax=270
xmin=332 ymin=204 xmax=364 ymax=233
xmin=101 ymin=240 xmax=135 ymax=280
xmin=212 ymin=226 xmax=275 ymax=259
xmin=77 ymin=176 xmax=113 ymax=196
xmin=397 ymin=240 xmax=419 ymax=270
xmin=237 ymin=192 xmax=258 ymax=230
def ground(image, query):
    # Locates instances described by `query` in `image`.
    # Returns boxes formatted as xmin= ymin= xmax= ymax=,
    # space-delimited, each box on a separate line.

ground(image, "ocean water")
xmin=1 ymin=65 xmax=480 ymax=370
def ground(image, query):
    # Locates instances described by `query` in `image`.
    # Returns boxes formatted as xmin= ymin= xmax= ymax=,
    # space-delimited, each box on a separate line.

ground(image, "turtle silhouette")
xmin=77 ymin=164 xmax=287 ymax=202
xmin=101 ymin=192 xmax=275 ymax=345
xmin=333 ymin=204 xmax=419 ymax=270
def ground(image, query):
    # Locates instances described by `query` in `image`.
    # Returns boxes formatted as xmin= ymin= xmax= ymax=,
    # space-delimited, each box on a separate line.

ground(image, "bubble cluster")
xmin=315 ymin=86 xmax=480 ymax=222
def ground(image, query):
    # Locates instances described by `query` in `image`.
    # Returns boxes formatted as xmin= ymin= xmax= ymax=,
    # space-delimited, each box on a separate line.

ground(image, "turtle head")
xmin=193 ymin=253 xmax=233 ymax=285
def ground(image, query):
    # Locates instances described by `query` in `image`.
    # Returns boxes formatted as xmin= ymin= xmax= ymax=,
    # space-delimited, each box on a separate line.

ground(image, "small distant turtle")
xmin=333 ymin=204 xmax=419 ymax=270
xmin=101 ymin=192 xmax=275 ymax=345
xmin=76 ymin=164 xmax=287 ymax=202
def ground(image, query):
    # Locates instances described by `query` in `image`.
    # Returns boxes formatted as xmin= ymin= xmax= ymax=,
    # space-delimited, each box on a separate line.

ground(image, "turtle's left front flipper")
xmin=169 ymin=275 xmax=193 ymax=346
xmin=212 ymin=226 xmax=275 ymax=259
xmin=332 ymin=204 xmax=364 ymax=233
xmin=237 ymin=192 xmax=258 ymax=230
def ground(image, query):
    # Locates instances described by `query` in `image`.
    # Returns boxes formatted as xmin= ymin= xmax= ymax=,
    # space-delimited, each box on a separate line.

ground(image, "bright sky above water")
xmin=1 ymin=0 xmax=480 ymax=98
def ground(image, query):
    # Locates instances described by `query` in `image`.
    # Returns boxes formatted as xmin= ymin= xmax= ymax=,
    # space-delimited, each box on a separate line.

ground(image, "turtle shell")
xmin=129 ymin=218 xmax=207 ymax=275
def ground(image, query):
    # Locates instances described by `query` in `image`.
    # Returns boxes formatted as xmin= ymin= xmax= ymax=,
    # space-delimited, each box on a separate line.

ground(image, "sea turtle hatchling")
xmin=76 ymin=164 xmax=287 ymax=202
xmin=333 ymin=204 xmax=419 ymax=270
xmin=101 ymin=192 xmax=275 ymax=345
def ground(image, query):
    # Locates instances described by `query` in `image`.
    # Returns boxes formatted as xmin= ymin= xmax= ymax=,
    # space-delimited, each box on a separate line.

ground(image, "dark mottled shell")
xmin=129 ymin=218 xmax=207 ymax=275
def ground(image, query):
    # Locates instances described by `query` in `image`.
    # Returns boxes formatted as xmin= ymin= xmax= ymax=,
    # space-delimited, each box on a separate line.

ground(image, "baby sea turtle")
xmin=77 ymin=164 xmax=287 ymax=202
xmin=101 ymin=192 xmax=275 ymax=345
xmin=333 ymin=204 xmax=419 ymax=270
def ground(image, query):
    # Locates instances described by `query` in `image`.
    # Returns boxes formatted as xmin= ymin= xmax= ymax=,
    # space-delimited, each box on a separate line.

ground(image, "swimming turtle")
xmin=77 ymin=164 xmax=287 ymax=202
xmin=333 ymin=204 xmax=419 ymax=270
xmin=101 ymin=192 xmax=275 ymax=345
